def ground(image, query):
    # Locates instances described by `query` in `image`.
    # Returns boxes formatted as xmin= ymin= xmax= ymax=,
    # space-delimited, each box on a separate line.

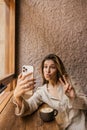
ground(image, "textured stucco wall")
xmin=16 ymin=0 xmax=87 ymax=93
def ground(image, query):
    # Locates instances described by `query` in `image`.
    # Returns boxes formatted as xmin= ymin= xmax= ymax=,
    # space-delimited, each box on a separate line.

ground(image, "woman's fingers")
xmin=21 ymin=72 xmax=33 ymax=80
xmin=63 ymin=75 xmax=67 ymax=84
xmin=59 ymin=76 xmax=72 ymax=92
xmin=59 ymin=77 xmax=65 ymax=86
xmin=63 ymin=75 xmax=69 ymax=85
xmin=20 ymin=85 xmax=34 ymax=95
xmin=14 ymin=83 xmax=35 ymax=97
xmin=18 ymin=73 xmax=22 ymax=79
xmin=19 ymin=78 xmax=35 ymax=86
xmin=22 ymin=82 xmax=35 ymax=89
xmin=59 ymin=75 xmax=75 ymax=98
xmin=59 ymin=75 xmax=68 ymax=85
xmin=24 ymin=85 xmax=34 ymax=91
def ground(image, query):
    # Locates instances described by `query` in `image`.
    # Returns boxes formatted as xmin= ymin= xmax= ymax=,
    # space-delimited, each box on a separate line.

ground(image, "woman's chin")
xmin=45 ymin=77 xmax=52 ymax=81
xmin=45 ymin=77 xmax=50 ymax=81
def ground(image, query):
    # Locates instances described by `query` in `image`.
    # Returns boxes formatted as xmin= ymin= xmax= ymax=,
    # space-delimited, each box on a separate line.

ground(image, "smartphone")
xmin=22 ymin=65 xmax=34 ymax=78
xmin=22 ymin=65 xmax=34 ymax=98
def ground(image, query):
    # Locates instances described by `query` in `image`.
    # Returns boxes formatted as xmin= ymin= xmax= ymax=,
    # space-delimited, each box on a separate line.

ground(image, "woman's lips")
xmin=45 ymin=74 xmax=51 ymax=77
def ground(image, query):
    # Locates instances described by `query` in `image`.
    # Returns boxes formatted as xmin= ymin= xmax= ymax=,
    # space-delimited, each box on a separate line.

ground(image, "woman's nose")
xmin=46 ymin=67 xmax=50 ymax=73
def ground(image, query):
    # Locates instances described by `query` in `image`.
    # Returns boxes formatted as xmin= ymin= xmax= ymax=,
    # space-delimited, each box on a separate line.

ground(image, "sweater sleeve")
xmin=69 ymin=90 xmax=87 ymax=110
xmin=13 ymin=88 xmax=43 ymax=117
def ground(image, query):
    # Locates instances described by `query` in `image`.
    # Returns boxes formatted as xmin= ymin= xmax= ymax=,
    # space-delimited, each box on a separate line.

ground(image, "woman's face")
xmin=43 ymin=60 xmax=58 ymax=82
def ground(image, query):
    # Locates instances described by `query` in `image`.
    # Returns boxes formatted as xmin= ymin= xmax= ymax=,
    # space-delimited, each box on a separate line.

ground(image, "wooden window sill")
xmin=0 ymin=73 xmax=15 ymax=85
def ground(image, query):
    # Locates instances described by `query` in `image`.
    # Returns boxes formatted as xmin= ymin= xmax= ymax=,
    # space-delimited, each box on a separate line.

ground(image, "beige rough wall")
xmin=16 ymin=0 xmax=87 ymax=93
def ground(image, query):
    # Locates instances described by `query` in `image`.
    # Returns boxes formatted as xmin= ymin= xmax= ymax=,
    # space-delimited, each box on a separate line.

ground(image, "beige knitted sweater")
xmin=13 ymin=84 xmax=87 ymax=130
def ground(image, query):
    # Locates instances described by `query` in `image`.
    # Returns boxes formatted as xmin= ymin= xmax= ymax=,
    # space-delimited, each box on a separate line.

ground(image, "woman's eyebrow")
xmin=44 ymin=64 xmax=56 ymax=66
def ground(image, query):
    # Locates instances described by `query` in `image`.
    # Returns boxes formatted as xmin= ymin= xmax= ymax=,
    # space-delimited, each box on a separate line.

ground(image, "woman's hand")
xmin=59 ymin=75 xmax=76 ymax=99
xmin=13 ymin=73 xmax=35 ymax=106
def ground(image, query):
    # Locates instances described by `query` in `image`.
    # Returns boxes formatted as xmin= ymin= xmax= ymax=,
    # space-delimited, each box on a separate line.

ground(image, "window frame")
xmin=0 ymin=0 xmax=15 ymax=91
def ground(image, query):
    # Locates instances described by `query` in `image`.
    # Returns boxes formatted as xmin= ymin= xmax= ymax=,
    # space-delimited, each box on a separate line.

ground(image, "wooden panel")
xmin=0 ymin=91 xmax=10 ymax=104
xmin=5 ymin=0 xmax=15 ymax=75
xmin=0 ymin=91 xmax=13 ymax=113
xmin=0 ymin=1 xmax=6 ymax=77
xmin=8 ymin=0 xmax=15 ymax=74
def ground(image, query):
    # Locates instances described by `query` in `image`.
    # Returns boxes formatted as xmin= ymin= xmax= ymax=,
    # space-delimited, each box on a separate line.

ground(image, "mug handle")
xmin=53 ymin=109 xmax=58 ymax=116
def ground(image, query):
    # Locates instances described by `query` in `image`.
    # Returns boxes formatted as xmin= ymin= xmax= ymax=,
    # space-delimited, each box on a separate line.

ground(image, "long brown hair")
xmin=41 ymin=54 xmax=68 ymax=85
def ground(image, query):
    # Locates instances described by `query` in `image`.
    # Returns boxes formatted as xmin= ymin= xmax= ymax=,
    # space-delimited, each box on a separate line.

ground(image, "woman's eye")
xmin=51 ymin=66 xmax=56 ymax=69
xmin=44 ymin=66 xmax=48 ymax=68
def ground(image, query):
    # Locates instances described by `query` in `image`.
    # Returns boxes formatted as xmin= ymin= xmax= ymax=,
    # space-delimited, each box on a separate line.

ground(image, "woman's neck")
xmin=47 ymin=81 xmax=60 ymax=99
xmin=48 ymin=80 xmax=59 ymax=88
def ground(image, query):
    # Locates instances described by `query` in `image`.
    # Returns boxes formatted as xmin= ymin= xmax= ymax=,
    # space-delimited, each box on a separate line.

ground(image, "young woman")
xmin=13 ymin=54 xmax=87 ymax=130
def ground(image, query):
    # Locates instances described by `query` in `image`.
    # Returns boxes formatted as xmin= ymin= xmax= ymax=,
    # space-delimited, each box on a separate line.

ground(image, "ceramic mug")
xmin=39 ymin=107 xmax=58 ymax=122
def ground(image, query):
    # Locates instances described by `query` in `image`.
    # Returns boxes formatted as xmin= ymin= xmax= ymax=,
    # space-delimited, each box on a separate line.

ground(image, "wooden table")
xmin=0 ymin=96 xmax=63 ymax=130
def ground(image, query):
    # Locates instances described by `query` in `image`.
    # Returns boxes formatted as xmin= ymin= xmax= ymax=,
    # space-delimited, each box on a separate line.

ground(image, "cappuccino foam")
xmin=40 ymin=107 xmax=53 ymax=113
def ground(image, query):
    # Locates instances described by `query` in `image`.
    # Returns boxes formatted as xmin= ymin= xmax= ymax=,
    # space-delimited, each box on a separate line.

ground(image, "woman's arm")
xmin=13 ymin=73 xmax=37 ymax=116
xmin=70 ymin=91 xmax=87 ymax=110
xmin=13 ymin=87 xmax=43 ymax=117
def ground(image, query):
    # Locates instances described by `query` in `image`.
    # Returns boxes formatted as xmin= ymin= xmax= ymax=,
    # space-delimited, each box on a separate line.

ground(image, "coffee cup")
xmin=39 ymin=107 xmax=58 ymax=122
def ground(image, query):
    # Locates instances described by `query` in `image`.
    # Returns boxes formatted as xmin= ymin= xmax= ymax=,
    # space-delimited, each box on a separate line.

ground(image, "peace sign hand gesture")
xmin=59 ymin=75 xmax=76 ymax=99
